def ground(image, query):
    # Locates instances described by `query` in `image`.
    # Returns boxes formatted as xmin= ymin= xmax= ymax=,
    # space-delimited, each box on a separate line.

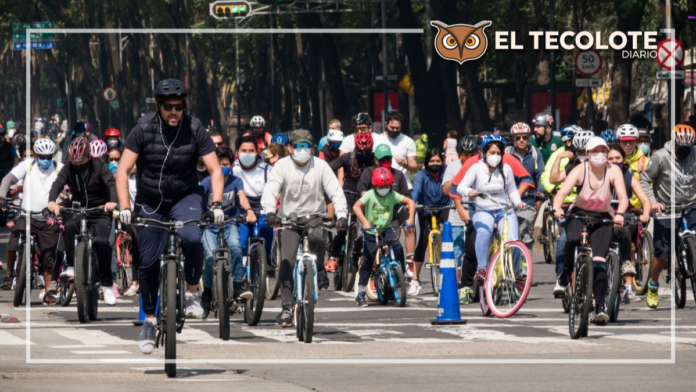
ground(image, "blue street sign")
xmin=13 ymin=41 xmax=56 ymax=50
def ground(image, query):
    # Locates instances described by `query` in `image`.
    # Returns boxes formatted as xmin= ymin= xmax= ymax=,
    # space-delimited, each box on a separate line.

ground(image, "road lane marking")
xmin=71 ymin=350 xmax=132 ymax=354
xmin=54 ymin=328 xmax=137 ymax=345
xmin=0 ymin=330 xmax=33 ymax=345
xmin=177 ymin=327 xmax=251 ymax=345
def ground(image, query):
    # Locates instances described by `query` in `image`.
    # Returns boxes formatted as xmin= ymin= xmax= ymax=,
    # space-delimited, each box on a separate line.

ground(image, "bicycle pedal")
xmin=425 ymin=264 xmax=432 ymax=270
xmin=554 ymin=292 xmax=566 ymax=299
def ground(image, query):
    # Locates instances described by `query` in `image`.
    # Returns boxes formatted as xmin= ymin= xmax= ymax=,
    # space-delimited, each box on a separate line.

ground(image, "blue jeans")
xmin=238 ymin=214 xmax=274 ymax=257
xmin=452 ymin=225 xmax=465 ymax=269
xmin=473 ymin=209 xmax=519 ymax=271
xmin=556 ymin=227 xmax=567 ymax=283
xmin=201 ymin=224 xmax=244 ymax=287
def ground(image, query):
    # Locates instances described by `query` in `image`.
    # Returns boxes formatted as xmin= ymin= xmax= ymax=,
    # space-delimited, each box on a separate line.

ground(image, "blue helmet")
xmin=561 ymin=125 xmax=581 ymax=142
xmin=481 ymin=134 xmax=505 ymax=152
xmin=271 ymin=133 xmax=290 ymax=146
xmin=600 ymin=129 xmax=616 ymax=143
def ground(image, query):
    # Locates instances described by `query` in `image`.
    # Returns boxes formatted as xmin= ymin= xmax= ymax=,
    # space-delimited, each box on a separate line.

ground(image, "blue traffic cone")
xmin=431 ymin=221 xmax=467 ymax=325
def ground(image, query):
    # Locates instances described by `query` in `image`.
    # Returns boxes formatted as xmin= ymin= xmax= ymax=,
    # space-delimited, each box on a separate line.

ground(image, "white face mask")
xmin=486 ymin=154 xmax=501 ymax=167
xmin=238 ymin=153 xmax=256 ymax=167
xmin=376 ymin=188 xmax=390 ymax=197
xmin=293 ymin=147 xmax=312 ymax=164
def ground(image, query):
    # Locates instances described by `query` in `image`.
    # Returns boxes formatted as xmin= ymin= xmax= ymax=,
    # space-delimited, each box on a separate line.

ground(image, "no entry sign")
xmin=102 ymin=87 xmax=118 ymax=102
xmin=656 ymin=39 xmax=684 ymax=70
xmin=574 ymin=50 xmax=602 ymax=76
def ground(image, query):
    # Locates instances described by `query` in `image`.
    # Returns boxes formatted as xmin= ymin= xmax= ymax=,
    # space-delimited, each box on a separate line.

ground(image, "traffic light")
xmin=210 ymin=1 xmax=252 ymax=19
xmin=257 ymin=0 xmax=296 ymax=4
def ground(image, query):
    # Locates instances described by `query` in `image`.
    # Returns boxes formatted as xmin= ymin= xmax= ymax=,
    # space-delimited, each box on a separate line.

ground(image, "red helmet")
xmin=105 ymin=128 xmax=121 ymax=138
xmin=510 ymin=122 xmax=531 ymax=135
xmin=371 ymin=167 xmax=393 ymax=186
xmin=354 ymin=133 xmax=373 ymax=151
xmin=68 ymin=136 xmax=89 ymax=163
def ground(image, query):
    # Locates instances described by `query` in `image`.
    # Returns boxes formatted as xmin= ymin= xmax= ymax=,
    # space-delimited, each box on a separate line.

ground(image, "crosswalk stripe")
xmin=54 ymin=328 xmax=136 ymax=346
xmin=177 ymin=327 xmax=251 ymax=345
xmin=0 ymin=329 xmax=33 ymax=345
xmin=71 ymin=350 xmax=132 ymax=354
xmin=242 ymin=327 xmax=354 ymax=344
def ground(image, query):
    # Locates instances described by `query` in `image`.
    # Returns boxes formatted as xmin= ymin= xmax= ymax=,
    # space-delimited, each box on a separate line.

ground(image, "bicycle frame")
xmin=293 ymin=235 xmax=319 ymax=303
xmin=158 ymin=228 xmax=187 ymax=333
xmin=246 ymin=219 xmax=266 ymax=281
xmin=376 ymin=236 xmax=402 ymax=292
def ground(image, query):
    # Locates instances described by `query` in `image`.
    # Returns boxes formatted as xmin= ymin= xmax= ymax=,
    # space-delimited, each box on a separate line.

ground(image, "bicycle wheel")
xmin=430 ymin=233 xmax=442 ymax=295
xmin=87 ymin=249 xmax=98 ymax=321
xmin=634 ymin=230 xmax=653 ymax=295
xmin=13 ymin=243 xmax=28 ymax=307
xmin=547 ymin=217 xmax=558 ymax=265
xmin=164 ymin=261 xmax=177 ymax=378
xmin=675 ymin=267 xmax=687 ymax=309
xmin=376 ymin=267 xmax=389 ymax=306
xmin=478 ymin=283 xmax=491 ymax=316
xmin=341 ymin=224 xmax=359 ymax=292
xmin=266 ymin=238 xmax=281 ymax=300
xmin=60 ymin=279 xmax=75 ymax=307
xmin=485 ymin=241 xmax=532 ymax=318
xmin=74 ymin=242 xmax=90 ymax=323
xmin=215 ymin=259 xmax=230 ymax=340
xmin=245 ymin=245 xmax=268 ymax=326
xmin=685 ymin=236 xmax=696 ymax=305
xmin=391 ymin=264 xmax=407 ymax=308
xmin=605 ymin=251 xmax=622 ymax=322
xmin=562 ymin=287 xmax=570 ymax=314
xmin=569 ymin=254 xmax=593 ymax=339
xmin=302 ymin=260 xmax=315 ymax=344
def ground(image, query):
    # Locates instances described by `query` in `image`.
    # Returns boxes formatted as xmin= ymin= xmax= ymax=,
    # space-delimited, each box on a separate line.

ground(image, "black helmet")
xmin=532 ymin=113 xmax=553 ymax=127
xmin=459 ymin=135 xmax=478 ymax=152
xmin=352 ymin=113 xmax=372 ymax=127
xmin=155 ymin=78 xmax=187 ymax=102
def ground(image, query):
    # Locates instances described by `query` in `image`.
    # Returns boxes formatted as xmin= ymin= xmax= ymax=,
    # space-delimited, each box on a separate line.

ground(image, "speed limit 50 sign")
xmin=575 ymin=49 xmax=603 ymax=76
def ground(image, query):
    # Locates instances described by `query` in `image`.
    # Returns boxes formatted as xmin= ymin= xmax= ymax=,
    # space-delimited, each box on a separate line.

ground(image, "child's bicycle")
xmin=368 ymin=228 xmax=407 ymax=307
xmin=416 ymin=205 xmax=456 ymax=295
xmin=475 ymin=193 xmax=533 ymax=318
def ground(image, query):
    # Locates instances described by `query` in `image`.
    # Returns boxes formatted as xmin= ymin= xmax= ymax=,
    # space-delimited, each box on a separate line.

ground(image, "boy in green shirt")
xmin=352 ymin=167 xmax=415 ymax=307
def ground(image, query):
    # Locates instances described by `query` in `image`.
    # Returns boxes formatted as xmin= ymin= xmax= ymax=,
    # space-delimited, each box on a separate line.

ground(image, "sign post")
xmin=102 ymin=87 xmax=118 ymax=102
xmin=575 ymin=49 xmax=603 ymax=129
xmin=12 ymin=22 xmax=55 ymax=51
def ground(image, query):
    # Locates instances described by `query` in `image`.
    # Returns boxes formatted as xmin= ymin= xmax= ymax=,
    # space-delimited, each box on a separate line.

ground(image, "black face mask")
xmin=264 ymin=157 xmax=272 ymax=165
xmin=71 ymin=162 xmax=89 ymax=175
xmin=677 ymin=146 xmax=692 ymax=160
xmin=428 ymin=164 xmax=442 ymax=173
xmin=387 ymin=130 xmax=401 ymax=139
xmin=355 ymin=150 xmax=372 ymax=162
xmin=612 ymin=161 xmax=625 ymax=171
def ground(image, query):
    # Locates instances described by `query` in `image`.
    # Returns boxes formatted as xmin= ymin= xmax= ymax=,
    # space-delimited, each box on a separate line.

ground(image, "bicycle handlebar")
xmin=132 ymin=214 xmax=210 ymax=229
xmin=563 ymin=213 xmax=615 ymax=226
xmin=416 ymin=205 xmax=456 ymax=211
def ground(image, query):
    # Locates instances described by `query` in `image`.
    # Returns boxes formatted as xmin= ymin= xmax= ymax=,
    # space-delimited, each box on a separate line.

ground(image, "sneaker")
xmin=407 ymin=280 xmax=421 ymax=296
xmin=278 ymin=309 xmax=293 ymax=327
xmin=47 ymin=281 xmax=58 ymax=296
xmin=356 ymin=293 xmax=368 ymax=307
xmin=43 ymin=292 xmax=58 ymax=306
xmin=233 ymin=283 xmax=253 ymax=301
xmin=123 ymin=285 xmax=139 ymax=297
xmin=112 ymin=284 xmax=121 ymax=299
xmin=138 ymin=318 xmax=157 ymax=354
xmin=36 ymin=275 xmax=45 ymax=289
xmin=553 ymin=280 xmax=566 ymax=297
xmin=102 ymin=286 xmax=116 ymax=306
xmin=201 ymin=293 xmax=212 ymax=319
xmin=474 ymin=269 xmax=486 ymax=283
xmin=646 ymin=282 xmax=659 ymax=309
xmin=626 ymin=287 xmax=641 ymax=303
xmin=621 ymin=261 xmax=637 ymax=276
xmin=2 ymin=275 xmax=13 ymax=290
xmin=185 ymin=292 xmax=204 ymax=319
xmin=325 ymin=257 xmax=338 ymax=272
xmin=39 ymin=291 xmax=45 ymax=301
xmin=318 ymin=271 xmax=330 ymax=290
xmin=405 ymin=256 xmax=414 ymax=279
xmin=60 ymin=267 xmax=74 ymax=279
xmin=459 ymin=287 xmax=473 ymax=305
xmin=594 ymin=311 xmax=609 ymax=325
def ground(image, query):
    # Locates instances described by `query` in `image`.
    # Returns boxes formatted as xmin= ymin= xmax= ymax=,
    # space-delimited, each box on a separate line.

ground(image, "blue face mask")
xmin=221 ymin=166 xmax=232 ymax=178
xmin=108 ymin=161 xmax=119 ymax=174
xmin=329 ymin=142 xmax=342 ymax=150
xmin=639 ymin=143 xmax=650 ymax=156
xmin=38 ymin=158 xmax=52 ymax=170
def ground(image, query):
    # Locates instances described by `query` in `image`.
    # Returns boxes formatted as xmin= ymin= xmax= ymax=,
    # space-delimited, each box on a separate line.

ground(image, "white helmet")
xmin=572 ymin=130 xmax=593 ymax=151
xmin=616 ymin=124 xmax=639 ymax=140
xmin=327 ymin=129 xmax=344 ymax=142
xmin=33 ymin=138 xmax=56 ymax=155
xmin=249 ymin=116 xmax=265 ymax=128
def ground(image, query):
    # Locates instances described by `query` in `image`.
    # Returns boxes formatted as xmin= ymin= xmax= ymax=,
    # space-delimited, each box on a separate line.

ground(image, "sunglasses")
xmin=514 ymin=136 xmax=529 ymax=141
xmin=108 ymin=157 xmax=120 ymax=162
xmin=161 ymin=103 xmax=186 ymax=112
xmin=214 ymin=142 xmax=225 ymax=147
xmin=293 ymin=142 xmax=312 ymax=149
xmin=38 ymin=155 xmax=52 ymax=160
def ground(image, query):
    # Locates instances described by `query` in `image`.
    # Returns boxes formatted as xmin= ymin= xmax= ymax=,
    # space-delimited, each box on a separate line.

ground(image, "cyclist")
xmin=442 ymin=135 xmax=478 ymax=303
xmin=640 ymin=124 xmax=696 ymax=309
xmin=317 ymin=119 xmax=342 ymax=151
xmin=261 ymin=129 xmax=348 ymax=327
xmin=637 ymin=129 xmax=653 ymax=157
xmin=264 ymin=143 xmax=287 ymax=167
xmin=352 ymin=168 xmax=416 ymax=307
xmin=243 ymin=116 xmax=272 ymax=155
xmin=339 ymin=113 xmax=380 ymax=156
xmin=0 ymin=139 xmax=62 ymax=304
xmin=90 ymin=139 xmax=107 ymax=159
xmin=270 ymin=133 xmax=290 ymax=148
xmin=374 ymin=112 xmax=419 ymax=188
xmin=60 ymin=121 xmax=96 ymax=164
xmin=105 ymin=128 xmax=122 ymax=149
xmin=46 ymin=137 xmax=118 ymax=305
xmin=409 ymin=148 xmax=450 ymax=295
xmin=0 ymin=126 xmax=19 ymax=226
xmin=115 ymin=78 xmax=224 ymax=354
xmin=600 ymin=129 xmax=618 ymax=147
xmin=553 ymin=137 xmax=628 ymax=324
xmin=210 ymin=132 xmax=225 ymax=148
xmin=616 ymin=124 xmax=649 ymax=211
xmin=200 ymin=147 xmax=257 ymax=318
xmin=530 ymin=113 xmax=562 ymax=162
xmin=318 ymin=129 xmax=344 ymax=166
xmin=326 ymin=133 xmax=375 ymax=272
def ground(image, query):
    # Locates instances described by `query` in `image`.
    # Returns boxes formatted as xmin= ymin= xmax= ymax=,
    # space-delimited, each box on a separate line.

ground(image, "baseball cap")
xmin=477 ymin=131 xmax=492 ymax=148
xmin=374 ymin=144 xmax=392 ymax=159
xmin=585 ymin=137 xmax=608 ymax=152
xmin=290 ymin=129 xmax=313 ymax=146
xmin=638 ymin=129 xmax=649 ymax=138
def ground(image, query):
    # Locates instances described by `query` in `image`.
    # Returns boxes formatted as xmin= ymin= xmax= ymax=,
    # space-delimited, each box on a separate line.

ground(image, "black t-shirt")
xmin=357 ymin=166 xmax=411 ymax=198
xmin=329 ymin=152 xmax=375 ymax=194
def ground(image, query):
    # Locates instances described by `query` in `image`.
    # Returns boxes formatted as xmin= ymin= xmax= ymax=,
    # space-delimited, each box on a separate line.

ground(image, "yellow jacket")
xmin=541 ymin=146 xmax=576 ymax=204
xmin=625 ymin=148 xmax=649 ymax=210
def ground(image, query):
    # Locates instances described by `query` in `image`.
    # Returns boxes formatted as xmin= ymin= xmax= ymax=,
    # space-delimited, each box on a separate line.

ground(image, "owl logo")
xmin=430 ymin=20 xmax=492 ymax=65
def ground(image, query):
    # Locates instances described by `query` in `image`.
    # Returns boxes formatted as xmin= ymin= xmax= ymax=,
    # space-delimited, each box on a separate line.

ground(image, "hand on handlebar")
xmin=468 ymin=190 xmax=478 ymax=198
xmin=265 ymin=212 xmax=281 ymax=227
xmin=246 ymin=210 xmax=258 ymax=224
xmin=639 ymin=211 xmax=650 ymax=224
xmin=652 ymin=202 xmax=664 ymax=216
xmin=613 ymin=214 xmax=624 ymax=227
xmin=336 ymin=217 xmax=348 ymax=231
xmin=553 ymin=208 xmax=565 ymax=220
xmin=517 ymin=202 xmax=527 ymax=209
xmin=104 ymin=202 xmax=118 ymax=212
xmin=48 ymin=201 xmax=61 ymax=217
xmin=120 ymin=209 xmax=132 ymax=225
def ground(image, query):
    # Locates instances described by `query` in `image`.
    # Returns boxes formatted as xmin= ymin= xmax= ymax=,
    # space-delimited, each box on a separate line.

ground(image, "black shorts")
xmin=654 ymin=208 xmax=696 ymax=260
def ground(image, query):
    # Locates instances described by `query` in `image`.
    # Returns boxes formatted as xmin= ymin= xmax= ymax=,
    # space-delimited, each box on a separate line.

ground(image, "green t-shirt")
xmin=529 ymin=131 xmax=563 ymax=163
xmin=359 ymin=189 xmax=404 ymax=234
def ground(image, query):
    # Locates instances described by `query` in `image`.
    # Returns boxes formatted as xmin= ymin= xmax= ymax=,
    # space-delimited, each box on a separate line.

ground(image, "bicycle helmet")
xmin=673 ymin=124 xmax=696 ymax=146
xmin=270 ymin=133 xmax=290 ymax=146
xmin=572 ymin=130 xmax=593 ymax=151
xmin=600 ymin=129 xmax=617 ymax=144
xmin=616 ymin=124 xmax=639 ymax=140
xmin=327 ymin=129 xmax=344 ymax=142
xmin=510 ymin=122 xmax=531 ymax=135
xmin=84 ymin=124 xmax=92 ymax=132
xmin=68 ymin=136 xmax=89 ymax=162
xmin=532 ymin=113 xmax=553 ymax=127
xmin=105 ymin=128 xmax=121 ymax=138
xmin=154 ymin=78 xmax=187 ymax=102
xmin=481 ymin=134 xmax=505 ymax=151
xmin=354 ymin=132 xmax=374 ymax=151
xmin=499 ymin=132 xmax=513 ymax=147
xmin=561 ymin=125 xmax=580 ymax=142
xmin=371 ymin=167 xmax=394 ymax=186
xmin=459 ymin=135 xmax=478 ymax=152
xmin=33 ymin=138 xmax=56 ymax=155
xmin=352 ymin=112 xmax=373 ymax=127
xmin=249 ymin=115 xmax=266 ymax=128
xmin=90 ymin=139 xmax=107 ymax=158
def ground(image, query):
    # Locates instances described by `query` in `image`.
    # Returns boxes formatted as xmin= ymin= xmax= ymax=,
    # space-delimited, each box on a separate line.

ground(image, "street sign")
xmin=146 ymin=97 xmax=156 ymax=104
xmin=110 ymin=100 xmax=120 ymax=110
xmin=13 ymin=41 xmax=55 ymax=50
xmin=12 ymin=22 xmax=54 ymax=31
xmin=210 ymin=1 xmax=252 ymax=19
xmin=574 ymin=50 xmax=602 ymax=76
xmin=102 ymin=87 xmax=118 ymax=102
xmin=657 ymin=39 xmax=685 ymax=70
xmin=375 ymin=74 xmax=398 ymax=82
xmin=656 ymin=70 xmax=686 ymax=80
xmin=575 ymin=78 xmax=603 ymax=87
xmin=76 ymin=97 xmax=83 ymax=110
xmin=13 ymin=33 xmax=56 ymax=40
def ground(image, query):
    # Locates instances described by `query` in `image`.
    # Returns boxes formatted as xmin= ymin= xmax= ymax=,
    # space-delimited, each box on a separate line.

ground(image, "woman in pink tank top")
xmin=552 ymin=137 xmax=629 ymax=324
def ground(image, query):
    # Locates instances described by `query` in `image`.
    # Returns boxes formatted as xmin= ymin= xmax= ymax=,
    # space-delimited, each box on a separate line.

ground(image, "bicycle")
xmin=266 ymin=229 xmax=281 ymax=300
xmin=339 ymin=190 xmax=362 ymax=292
xmin=368 ymin=228 xmax=407 ymax=307
xmin=659 ymin=201 xmax=696 ymax=309
xmin=8 ymin=206 xmax=42 ymax=307
xmin=562 ymin=213 xmax=616 ymax=339
xmin=114 ymin=217 xmax=134 ymax=294
xmin=416 ymin=205 xmax=456 ymax=295
xmin=243 ymin=212 xmax=268 ymax=326
xmin=277 ymin=213 xmax=335 ymax=343
xmin=132 ymin=213 xmax=209 ymax=377
xmin=53 ymin=218 xmax=76 ymax=307
xmin=632 ymin=218 xmax=654 ymax=296
xmin=537 ymin=192 xmax=560 ymax=265
xmin=474 ymin=194 xmax=533 ymax=318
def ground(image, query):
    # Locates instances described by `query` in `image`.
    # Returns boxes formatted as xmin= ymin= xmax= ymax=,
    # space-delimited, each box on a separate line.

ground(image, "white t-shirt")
xmin=442 ymin=160 xmax=466 ymax=227
xmin=233 ymin=157 xmax=272 ymax=210
xmin=128 ymin=172 xmax=138 ymax=207
xmin=458 ymin=162 xmax=522 ymax=212
xmin=9 ymin=159 xmax=63 ymax=218
xmin=373 ymin=133 xmax=418 ymax=189
xmin=339 ymin=132 xmax=382 ymax=154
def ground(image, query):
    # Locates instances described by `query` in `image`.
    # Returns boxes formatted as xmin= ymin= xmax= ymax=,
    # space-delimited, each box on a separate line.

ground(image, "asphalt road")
xmin=1 ymin=227 xmax=696 ymax=391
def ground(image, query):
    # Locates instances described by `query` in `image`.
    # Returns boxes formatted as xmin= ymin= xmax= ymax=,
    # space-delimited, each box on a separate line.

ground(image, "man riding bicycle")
xmin=115 ymin=78 xmax=224 ymax=354
xmin=529 ymin=113 xmax=563 ymax=163
xmin=243 ymin=116 xmax=273 ymax=155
